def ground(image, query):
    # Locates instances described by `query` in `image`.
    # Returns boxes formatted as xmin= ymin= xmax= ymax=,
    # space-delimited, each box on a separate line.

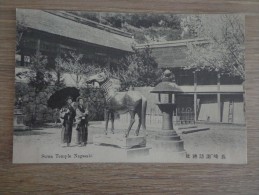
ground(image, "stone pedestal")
xmin=157 ymin=103 xmax=175 ymax=130
xmin=153 ymin=129 xmax=185 ymax=154
xmin=93 ymin=134 xmax=151 ymax=158
xmin=13 ymin=109 xmax=29 ymax=131
xmin=151 ymin=103 xmax=186 ymax=156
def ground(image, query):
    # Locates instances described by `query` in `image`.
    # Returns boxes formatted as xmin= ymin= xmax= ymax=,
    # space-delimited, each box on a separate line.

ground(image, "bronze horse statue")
xmin=86 ymin=72 xmax=147 ymax=138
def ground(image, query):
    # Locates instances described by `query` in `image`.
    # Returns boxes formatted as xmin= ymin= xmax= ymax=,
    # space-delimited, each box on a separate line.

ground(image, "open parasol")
xmin=47 ymin=87 xmax=80 ymax=109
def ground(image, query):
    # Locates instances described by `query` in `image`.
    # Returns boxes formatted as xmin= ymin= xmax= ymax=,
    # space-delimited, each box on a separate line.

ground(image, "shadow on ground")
xmin=14 ymin=130 xmax=55 ymax=136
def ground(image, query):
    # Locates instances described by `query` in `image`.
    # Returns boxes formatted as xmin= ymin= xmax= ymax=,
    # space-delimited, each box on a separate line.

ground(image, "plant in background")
xmin=59 ymin=51 xmax=97 ymax=87
xmin=118 ymin=46 xmax=163 ymax=91
xmin=53 ymin=55 xmax=66 ymax=89
xmin=80 ymin=87 xmax=106 ymax=121
xmin=182 ymin=14 xmax=245 ymax=80
xmin=16 ymin=51 xmax=54 ymax=126
xmin=27 ymin=51 xmax=53 ymax=93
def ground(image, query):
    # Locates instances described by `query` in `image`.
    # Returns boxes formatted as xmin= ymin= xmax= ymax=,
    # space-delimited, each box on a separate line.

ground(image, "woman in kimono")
xmin=75 ymin=97 xmax=89 ymax=146
xmin=60 ymin=96 xmax=76 ymax=147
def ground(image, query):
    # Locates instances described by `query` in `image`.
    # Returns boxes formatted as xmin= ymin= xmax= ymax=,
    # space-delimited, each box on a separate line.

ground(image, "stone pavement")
xmin=13 ymin=122 xmax=247 ymax=163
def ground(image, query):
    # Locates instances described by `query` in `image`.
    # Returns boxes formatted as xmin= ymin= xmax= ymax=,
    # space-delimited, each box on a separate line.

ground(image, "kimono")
xmin=75 ymin=105 xmax=89 ymax=146
xmin=60 ymin=103 xmax=76 ymax=145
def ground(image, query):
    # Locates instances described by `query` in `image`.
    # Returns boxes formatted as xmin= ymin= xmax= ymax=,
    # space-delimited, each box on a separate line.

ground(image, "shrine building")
xmin=16 ymin=9 xmax=245 ymax=124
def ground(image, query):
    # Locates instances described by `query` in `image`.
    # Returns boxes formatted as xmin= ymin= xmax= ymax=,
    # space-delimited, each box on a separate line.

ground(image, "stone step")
xmin=93 ymin=134 xmax=146 ymax=149
xmin=155 ymin=134 xmax=181 ymax=141
xmin=181 ymin=127 xmax=210 ymax=134
xmin=152 ymin=139 xmax=185 ymax=152
xmin=175 ymin=125 xmax=198 ymax=130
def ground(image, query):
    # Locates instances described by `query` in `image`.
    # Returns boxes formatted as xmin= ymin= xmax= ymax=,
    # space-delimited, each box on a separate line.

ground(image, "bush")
xmin=80 ymin=87 xmax=106 ymax=121
xmin=16 ymin=84 xmax=58 ymax=126
xmin=15 ymin=82 xmax=29 ymax=99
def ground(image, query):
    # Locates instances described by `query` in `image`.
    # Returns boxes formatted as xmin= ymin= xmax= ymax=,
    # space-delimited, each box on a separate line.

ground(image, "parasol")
xmin=47 ymin=87 xmax=80 ymax=109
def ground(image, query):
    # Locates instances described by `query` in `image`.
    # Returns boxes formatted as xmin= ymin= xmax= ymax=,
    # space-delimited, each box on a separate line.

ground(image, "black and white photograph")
xmin=13 ymin=9 xmax=246 ymax=163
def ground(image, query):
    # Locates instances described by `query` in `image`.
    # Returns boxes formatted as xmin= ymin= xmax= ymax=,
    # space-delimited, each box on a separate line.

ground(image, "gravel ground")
xmin=13 ymin=122 xmax=246 ymax=163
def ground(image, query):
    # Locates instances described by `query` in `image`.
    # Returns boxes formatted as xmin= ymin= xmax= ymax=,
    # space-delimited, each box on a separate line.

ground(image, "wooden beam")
xmin=36 ymin=39 xmax=41 ymax=53
xmin=194 ymin=71 xmax=197 ymax=122
xmin=194 ymin=93 xmax=197 ymax=122
xmin=217 ymin=73 xmax=221 ymax=122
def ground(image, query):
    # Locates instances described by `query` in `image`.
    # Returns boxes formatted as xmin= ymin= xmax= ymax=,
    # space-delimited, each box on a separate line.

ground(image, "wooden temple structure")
xmin=16 ymin=9 xmax=134 ymax=86
xmin=16 ymin=9 xmax=245 ymax=124
xmin=136 ymin=40 xmax=245 ymax=124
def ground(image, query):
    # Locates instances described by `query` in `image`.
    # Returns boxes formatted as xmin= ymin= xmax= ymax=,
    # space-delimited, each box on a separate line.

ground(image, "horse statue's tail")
xmin=141 ymin=96 xmax=147 ymax=130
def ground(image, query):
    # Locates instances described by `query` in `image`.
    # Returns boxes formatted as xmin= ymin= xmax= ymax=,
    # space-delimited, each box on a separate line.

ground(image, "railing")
xmin=180 ymin=85 xmax=244 ymax=93
xmin=119 ymin=107 xmax=195 ymax=127
xmin=177 ymin=107 xmax=195 ymax=125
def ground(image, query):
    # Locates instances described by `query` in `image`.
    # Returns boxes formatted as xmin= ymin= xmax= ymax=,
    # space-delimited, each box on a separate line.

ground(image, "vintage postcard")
xmin=13 ymin=9 xmax=246 ymax=163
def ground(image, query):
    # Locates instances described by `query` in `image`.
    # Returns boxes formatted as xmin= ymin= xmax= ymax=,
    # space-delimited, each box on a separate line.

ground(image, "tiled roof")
xmin=16 ymin=9 xmax=134 ymax=52
xmin=136 ymin=39 xmax=208 ymax=68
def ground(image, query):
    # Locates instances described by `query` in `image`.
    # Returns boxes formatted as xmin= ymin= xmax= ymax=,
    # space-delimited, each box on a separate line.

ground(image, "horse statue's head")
xmin=86 ymin=72 xmax=108 ymax=85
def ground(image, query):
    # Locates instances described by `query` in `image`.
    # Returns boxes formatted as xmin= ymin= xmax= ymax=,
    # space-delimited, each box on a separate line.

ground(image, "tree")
xmin=53 ymin=55 xmax=66 ymax=89
xmin=59 ymin=51 xmax=96 ymax=87
xmin=69 ymin=12 xmax=182 ymax=43
xmin=16 ymin=51 xmax=53 ymax=125
xmin=16 ymin=51 xmax=53 ymax=93
xmin=117 ymin=46 xmax=163 ymax=91
xmin=182 ymin=14 xmax=245 ymax=80
xmin=80 ymin=87 xmax=106 ymax=121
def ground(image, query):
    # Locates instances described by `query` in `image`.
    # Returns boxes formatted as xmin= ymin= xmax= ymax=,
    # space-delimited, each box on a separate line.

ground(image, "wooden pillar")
xmin=36 ymin=39 xmax=41 ymax=53
xmin=193 ymin=71 xmax=197 ymax=122
xmin=194 ymin=94 xmax=197 ymax=122
xmin=242 ymin=84 xmax=246 ymax=123
xmin=217 ymin=93 xmax=221 ymax=122
xmin=217 ymin=73 xmax=221 ymax=122
xmin=169 ymin=93 xmax=172 ymax=103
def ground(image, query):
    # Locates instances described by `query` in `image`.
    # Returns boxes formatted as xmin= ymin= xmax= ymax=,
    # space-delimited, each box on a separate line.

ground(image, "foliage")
xmin=15 ymin=82 xmax=57 ymax=126
xmin=29 ymin=52 xmax=53 ymax=92
xmin=15 ymin=82 xmax=29 ymax=99
xmin=182 ymin=15 xmax=245 ymax=80
xmin=70 ymin=12 xmax=180 ymax=29
xmin=69 ymin=12 xmax=182 ymax=43
xmin=58 ymin=51 xmax=97 ymax=87
xmin=117 ymin=46 xmax=163 ymax=91
xmin=58 ymin=51 xmax=84 ymax=87
xmin=15 ymin=51 xmax=54 ymax=125
xmin=16 ymin=51 xmax=53 ymax=93
xmin=79 ymin=47 xmax=162 ymax=91
xmin=79 ymin=87 xmax=106 ymax=121
xmin=53 ymin=56 xmax=66 ymax=89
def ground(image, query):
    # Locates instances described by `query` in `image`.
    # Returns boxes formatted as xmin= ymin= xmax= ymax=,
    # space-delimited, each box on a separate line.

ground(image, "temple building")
xmin=16 ymin=9 xmax=245 ymax=124
xmin=136 ymin=40 xmax=245 ymax=124
xmin=16 ymin=9 xmax=134 ymax=86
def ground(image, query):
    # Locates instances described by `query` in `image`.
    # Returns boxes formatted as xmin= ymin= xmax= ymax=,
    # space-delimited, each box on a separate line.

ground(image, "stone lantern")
xmin=14 ymin=109 xmax=29 ymax=131
xmin=13 ymin=98 xmax=29 ymax=131
xmin=150 ymin=70 xmax=185 ymax=155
